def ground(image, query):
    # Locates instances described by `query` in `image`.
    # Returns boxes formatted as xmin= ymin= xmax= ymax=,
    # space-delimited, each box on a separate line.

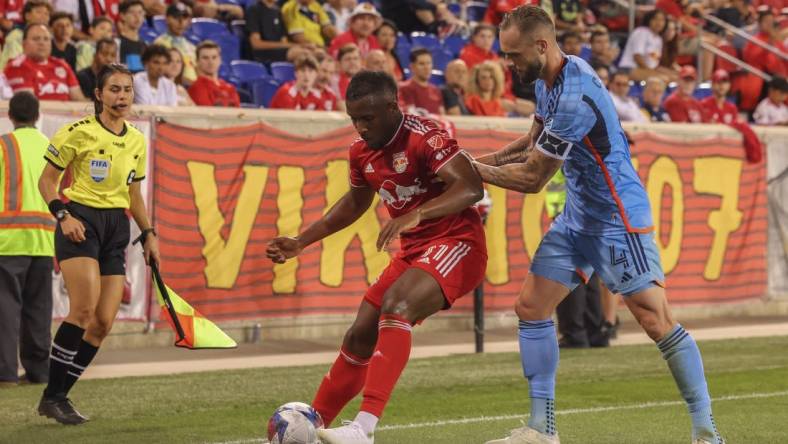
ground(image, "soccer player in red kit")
xmin=267 ymin=71 xmax=487 ymax=444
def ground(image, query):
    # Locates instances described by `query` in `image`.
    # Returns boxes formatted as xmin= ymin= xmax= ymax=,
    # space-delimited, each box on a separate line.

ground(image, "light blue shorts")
xmin=530 ymin=219 xmax=665 ymax=296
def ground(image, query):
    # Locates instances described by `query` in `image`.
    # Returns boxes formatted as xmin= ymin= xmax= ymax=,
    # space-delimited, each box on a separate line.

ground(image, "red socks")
xmin=312 ymin=347 xmax=370 ymax=426
xmin=360 ymin=314 xmax=413 ymax=418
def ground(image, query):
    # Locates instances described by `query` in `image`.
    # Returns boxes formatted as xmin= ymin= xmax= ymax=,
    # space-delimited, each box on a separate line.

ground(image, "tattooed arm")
xmin=475 ymin=118 xmax=544 ymax=166
xmin=474 ymin=144 xmax=563 ymax=194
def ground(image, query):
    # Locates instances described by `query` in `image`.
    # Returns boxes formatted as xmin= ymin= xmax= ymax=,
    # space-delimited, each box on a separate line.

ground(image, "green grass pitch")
xmin=2 ymin=336 xmax=787 ymax=443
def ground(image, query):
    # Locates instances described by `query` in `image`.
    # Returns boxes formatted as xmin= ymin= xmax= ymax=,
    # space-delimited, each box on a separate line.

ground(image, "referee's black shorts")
xmin=55 ymin=201 xmax=130 ymax=276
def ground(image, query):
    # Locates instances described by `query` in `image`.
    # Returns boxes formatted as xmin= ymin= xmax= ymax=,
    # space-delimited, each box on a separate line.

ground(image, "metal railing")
xmin=702 ymin=13 xmax=788 ymax=62
xmin=700 ymin=40 xmax=773 ymax=81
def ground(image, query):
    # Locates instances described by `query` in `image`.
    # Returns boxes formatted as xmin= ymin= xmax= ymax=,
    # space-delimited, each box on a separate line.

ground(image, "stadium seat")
xmin=396 ymin=33 xmax=410 ymax=49
xmin=230 ymin=60 xmax=269 ymax=84
xmin=395 ymin=43 xmax=412 ymax=70
xmin=442 ymin=34 xmax=467 ymax=57
xmin=215 ymin=0 xmax=241 ymax=5
xmin=628 ymin=81 xmax=643 ymax=98
xmin=466 ymin=2 xmax=487 ymax=22
xmin=270 ymin=62 xmax=295 ymax=83
xmin=141 ymin=29 xmax=159 ymax=44
xmin=492 ymin=38 xmax=500 ymax=54
xmin=579 ymin=45 xmax=592 ymax=61
xmin=251 ymin=77 xmax=282 ymax=108
xmin=410 ymin=32 xmax=439 ymax=51
xmin=430 ymin=70 xmax=445 ymax=86
xmin=230 ymin=19 xmax=246 ymax=39
xmin=214 ymin=34 xmax=241 ymax=64
xmin=431 ymin=49 xmax=453 ymax=71
xmin=190 ymin=18 xmax=230 ymax=39
xmin=693 ymin=84 xmax=713 ymax=100
xmin=152 ymin=15 xmax=167 ymax=34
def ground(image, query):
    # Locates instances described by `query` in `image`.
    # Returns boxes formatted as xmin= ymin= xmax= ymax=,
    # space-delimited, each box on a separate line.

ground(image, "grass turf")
xmin=1 ymin=336 xmax=787 ymax=444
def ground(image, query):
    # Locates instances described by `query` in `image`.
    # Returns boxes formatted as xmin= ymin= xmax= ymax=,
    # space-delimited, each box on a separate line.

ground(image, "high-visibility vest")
xmin=545 ymin=168 xmax=566 ymax=219
xmin=0 ymin=127 xmax=55 ymax=256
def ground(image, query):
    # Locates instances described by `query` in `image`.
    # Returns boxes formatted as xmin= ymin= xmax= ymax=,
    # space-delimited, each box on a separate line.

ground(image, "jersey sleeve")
xmin=535 ymin=87 xmax=597 ymax=161
xmin=348 ymin=144 xmax=367 ymax=188
xmin=44 ymin=124 xmax=79 ymax=170
xmin=4 ymin=60 xmax=33 ymax=92
xmin=419 ymin=129 xmax=462 ymax=174
xmin=134 ymin=136 xmax=147 ymax=181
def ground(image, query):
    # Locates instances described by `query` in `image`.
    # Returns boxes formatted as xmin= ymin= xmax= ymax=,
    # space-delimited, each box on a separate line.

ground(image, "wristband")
xmin=48 ymin=199 xmax=66 ymax=217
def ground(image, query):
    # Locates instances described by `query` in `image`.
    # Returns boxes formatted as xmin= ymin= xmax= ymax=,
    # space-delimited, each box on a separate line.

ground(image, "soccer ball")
xmin=267 ymin=402 xmax=324 ymax=444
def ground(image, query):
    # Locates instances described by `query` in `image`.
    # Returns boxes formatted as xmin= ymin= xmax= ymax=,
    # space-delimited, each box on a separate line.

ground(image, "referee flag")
xmin=151 ymin=262 xmax=237 ymax=349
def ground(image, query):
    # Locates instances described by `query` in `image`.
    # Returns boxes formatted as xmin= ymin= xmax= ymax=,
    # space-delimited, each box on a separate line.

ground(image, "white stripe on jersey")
xmin=435 ymin=243 xmax=461 ymax=272
xmin=437 ymin=243 xmax=471 ymax=276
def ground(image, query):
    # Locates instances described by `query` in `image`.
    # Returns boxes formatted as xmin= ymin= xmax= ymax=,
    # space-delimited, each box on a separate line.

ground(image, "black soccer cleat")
xmin=38 ymin=395 xmax=89 ymax=425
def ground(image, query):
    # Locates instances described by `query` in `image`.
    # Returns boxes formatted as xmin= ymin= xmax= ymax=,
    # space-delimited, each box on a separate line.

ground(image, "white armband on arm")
xmin=535 ymin=129 xmax=573 ymax=160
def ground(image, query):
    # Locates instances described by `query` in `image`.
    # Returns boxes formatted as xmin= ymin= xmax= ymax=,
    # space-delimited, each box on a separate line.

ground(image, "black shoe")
xmin=558 ymin=337 xmax=589 ymax=349
xmin=38 ymin=395 xmax=89 ymax=425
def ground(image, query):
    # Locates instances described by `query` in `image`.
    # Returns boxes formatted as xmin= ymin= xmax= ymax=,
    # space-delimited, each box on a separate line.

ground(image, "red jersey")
xmin=483 ymin=0 xmax=534 ymax=25
xmin=188 ymin=75 xmax=240 ymax=107
xmin=398 ymin=80 xmax=444 ymax=114
xmin=328 ymin=31 xmax=380 ymax=59
xmin=349 ymin=114 xmax=484 ymax=252
xmin=4 ymin=56 xmax=78 ymax=101
xmin=0 ymin=0 xmax=24 ymax=24
xmin=663 ymin=91 xmax=705 ymax=123
xmin=700 ymin=96 xmax=739 ymax=124
xmin=269 ymin=81 xmax=338 ymax=110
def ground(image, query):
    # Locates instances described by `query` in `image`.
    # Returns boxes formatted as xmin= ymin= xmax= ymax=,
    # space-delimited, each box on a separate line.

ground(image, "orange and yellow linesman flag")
xmin=151 ymin=262 xmax=237 ymax=349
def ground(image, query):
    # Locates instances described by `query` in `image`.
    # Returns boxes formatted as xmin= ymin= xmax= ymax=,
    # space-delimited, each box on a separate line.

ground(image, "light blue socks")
xmin=519 ymin=319 xmax=559 ymax=435
xmin=658 ymin=324 xmax=721 ymax=443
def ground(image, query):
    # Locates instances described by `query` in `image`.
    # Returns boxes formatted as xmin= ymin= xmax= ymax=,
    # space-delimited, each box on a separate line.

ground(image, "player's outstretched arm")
xmin=377 ymin=153 xmax=483 ymax=251
xmin=267 ymin=185 xmax=376 ymax=263
xmin=474 ymin=148 xmax=562 ymax=194
xmin=475 ymin=118 xmax=544 ymax=166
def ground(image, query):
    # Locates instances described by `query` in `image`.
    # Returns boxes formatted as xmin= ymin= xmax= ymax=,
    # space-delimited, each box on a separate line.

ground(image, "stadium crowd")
xmin=0 ymin=0 xmax=785 ymax=124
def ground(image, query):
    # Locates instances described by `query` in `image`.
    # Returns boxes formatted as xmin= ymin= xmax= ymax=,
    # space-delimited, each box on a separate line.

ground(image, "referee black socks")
xmin=44 ymin=322 xmax=85 ymax=398
xmin=62 ymin=340 xmax=99 ymax=395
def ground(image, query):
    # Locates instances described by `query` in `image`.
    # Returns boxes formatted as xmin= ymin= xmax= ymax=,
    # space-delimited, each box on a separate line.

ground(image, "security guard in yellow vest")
xmin=0 ymin=92 xmax=55 ymax=387
xmin=546 ymin=169 xmax=608 ymax=348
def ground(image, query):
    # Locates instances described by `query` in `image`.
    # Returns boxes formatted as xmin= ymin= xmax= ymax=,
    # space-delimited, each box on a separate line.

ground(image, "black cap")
xmin=166 ymin=2 xmax=191 ymax=18
xmin=770 ymin=76 xmax=788 ymax=92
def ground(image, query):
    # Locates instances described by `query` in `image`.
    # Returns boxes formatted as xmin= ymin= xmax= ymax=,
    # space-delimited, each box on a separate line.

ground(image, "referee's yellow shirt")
xmin=44 ymin=115 xmax=147 ymax=209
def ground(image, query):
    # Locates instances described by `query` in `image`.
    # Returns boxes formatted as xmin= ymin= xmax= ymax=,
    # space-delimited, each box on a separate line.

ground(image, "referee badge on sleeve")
xmin=47 ymin=144 xmax=60 ymax=158
xmin=126 ymin=170 xmax=136 ymax=185
xmin=90 ymin=159 xmax=110 ymax=182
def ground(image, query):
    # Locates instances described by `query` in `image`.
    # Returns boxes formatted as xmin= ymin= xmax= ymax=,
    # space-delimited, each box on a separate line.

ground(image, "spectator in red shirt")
xmin=374 ymin=19 xmax=404 ymax=81
xmin=465 ymin=60 xmax=506 ymax=117
xmin=315 ymin=51 xmax=342 ymax=105
xmin=328 ymin=3 xmax=382 ymax=59
xmin=337 ymin=43 xmax=362 ymax=99
xmin=365 ymin=49 xmax=391 ymax=75
xmin=4 ymin=24 xmax=85 ymax=101
xmin=270 ymin=54 xmax=338 ymax=110
xmin=700 ymin=69 xmax=740 ymax=124
xmin=187 ymin=40 xmax=240 ymax=107
xmin=483 ymin=0 xmax=533 ymax=26
xmin=663 ymin=65 xmax=705 ymax=123
xmin=399 ymin=48 xmax=444 ymax=115
xmin=0 ymin=0 xmax=24 ymax=33
xmin=743 ymin=10 xmax=788 ymax=78
xmin=459 ymin=24 xmax=499 ymax=71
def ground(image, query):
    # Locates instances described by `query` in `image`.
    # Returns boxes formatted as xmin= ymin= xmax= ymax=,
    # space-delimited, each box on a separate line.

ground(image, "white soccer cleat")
xmin=485 ymin=425 xmax=560 ymax=444
xmin=316 ymin=421 xmax=374 ymax=444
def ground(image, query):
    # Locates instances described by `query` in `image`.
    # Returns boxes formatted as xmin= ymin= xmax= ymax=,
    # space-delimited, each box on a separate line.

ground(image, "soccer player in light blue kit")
xmin=474 ymin=6 xmax=725 ymax=444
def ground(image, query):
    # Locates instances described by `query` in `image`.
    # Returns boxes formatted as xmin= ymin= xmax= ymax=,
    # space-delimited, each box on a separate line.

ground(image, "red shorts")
xmin=364 ymin=238 xmax=487 ymax=310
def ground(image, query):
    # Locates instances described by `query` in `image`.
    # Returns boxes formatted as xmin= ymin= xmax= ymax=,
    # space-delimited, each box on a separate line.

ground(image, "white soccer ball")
xmin=267 ymin=402 xmax=324 ymax=444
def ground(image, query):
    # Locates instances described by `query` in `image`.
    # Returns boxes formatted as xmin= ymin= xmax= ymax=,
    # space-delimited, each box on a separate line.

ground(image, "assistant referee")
xmin=36 ymin=63 xmax=160 ymax=425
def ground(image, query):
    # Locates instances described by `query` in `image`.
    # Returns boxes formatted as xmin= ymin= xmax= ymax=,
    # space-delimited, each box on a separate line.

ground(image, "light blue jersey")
xmin=533 ymin=55 xmax=652 ymax=235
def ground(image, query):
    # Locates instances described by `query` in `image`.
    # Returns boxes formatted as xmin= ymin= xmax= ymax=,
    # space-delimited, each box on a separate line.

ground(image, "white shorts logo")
xmin=90 ymin=159 xmax=110 ymax=182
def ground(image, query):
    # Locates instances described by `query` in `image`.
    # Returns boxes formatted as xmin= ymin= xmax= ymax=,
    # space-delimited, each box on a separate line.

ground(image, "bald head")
xmin=445 ymin=59 xmax=468 ymax=89
xmin=364 ymin=49 xmax=388 ymax=73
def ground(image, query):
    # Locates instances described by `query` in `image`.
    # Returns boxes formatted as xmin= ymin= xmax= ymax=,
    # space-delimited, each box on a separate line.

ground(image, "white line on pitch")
xmin=208 ymin=389 xmax=788 ymax=444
